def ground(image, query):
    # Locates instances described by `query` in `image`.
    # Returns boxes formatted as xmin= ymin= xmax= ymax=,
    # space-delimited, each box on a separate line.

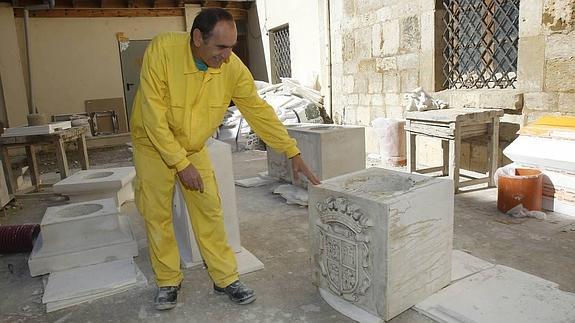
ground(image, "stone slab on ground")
xmin=235 ymin=247 xmax=264 ymax=275
xmin=309 ymin=167 xmax=454 ymax=321
xmin=451 ymin=250 xmax=495 ymax=282
xmin=273 ymin=184 xmax=308 ymax=206
xmin=45 ymin=264 xmax=147 ymax=313
xmin=415 ymin=265 xmax=575 ymax=323
xmin=235 ymin=176 xmax=276 ymax=188
xmin=43 ymin=258 xmax=137 ymax=303
xmin=28 ymin=216 xmax=138 ymax=276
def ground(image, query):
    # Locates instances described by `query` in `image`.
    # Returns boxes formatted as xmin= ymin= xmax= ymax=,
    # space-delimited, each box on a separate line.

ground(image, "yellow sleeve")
xmin=232 ymin=63 xmax=300 ymax=158
xmin=139 ymin=38 xmax=190 ymax=172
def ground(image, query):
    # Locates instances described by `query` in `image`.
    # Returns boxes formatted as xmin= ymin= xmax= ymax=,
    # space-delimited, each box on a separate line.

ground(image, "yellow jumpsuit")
xmin=130 ymin=32 xmax=300 ymax=288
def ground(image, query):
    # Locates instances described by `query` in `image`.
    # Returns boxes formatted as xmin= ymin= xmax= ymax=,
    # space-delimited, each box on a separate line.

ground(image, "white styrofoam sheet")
xmin=415 ymin=265 xmax=575 ymax=323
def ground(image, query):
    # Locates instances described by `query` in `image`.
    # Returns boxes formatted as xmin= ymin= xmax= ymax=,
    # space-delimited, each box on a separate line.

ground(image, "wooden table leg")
xmin=25 ymin=145 xmax=40 ymax=191
xmin=488 ymin=118 xmax=500 ymax=187
xmin=0 ymin=146 xmax=15 ymax=194
xmin=407 ymin=132 xmax=417 ymax=173
xmin=54 ymin=138 xmax=70 ymax=179
xmin=77 ymin=133 xmax=89 ymax=170
xmin=442 ymin=140 xmax=449 ymax=176
xmin=449 ymin=125 xmax=461 ymax=194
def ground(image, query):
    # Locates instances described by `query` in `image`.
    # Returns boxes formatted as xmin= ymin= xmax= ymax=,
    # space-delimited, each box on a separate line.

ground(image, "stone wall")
xmin=327 ymin=0 xmax=575 ymax=172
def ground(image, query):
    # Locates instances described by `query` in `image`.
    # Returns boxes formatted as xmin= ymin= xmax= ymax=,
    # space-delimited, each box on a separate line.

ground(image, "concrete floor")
xmin=1 ymin=149 xmax=574 ymax=323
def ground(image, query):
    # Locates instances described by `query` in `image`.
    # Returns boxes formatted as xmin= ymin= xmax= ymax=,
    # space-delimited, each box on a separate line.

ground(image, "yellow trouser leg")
xmin=133 ymin=148 xmax=182 ymax=287
xmin=180 ymin=149 xmax=239 ymax=288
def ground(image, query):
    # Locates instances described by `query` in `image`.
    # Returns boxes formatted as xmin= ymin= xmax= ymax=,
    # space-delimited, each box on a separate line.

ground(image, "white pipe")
xmin=23 ymin=8 xmax=35 ymax=114
xmin=23 ymin=1 xmax=53 ymax=115
xmin=324 ymin=0 xmax=333 ymax=119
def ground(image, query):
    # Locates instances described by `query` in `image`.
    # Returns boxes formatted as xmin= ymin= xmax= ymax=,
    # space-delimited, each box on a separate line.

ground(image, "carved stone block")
xmin=53 ymin=167 xmax=136 ymax=208
xmin=309 ymin=168 xmax=454 ymax=321
xmin=267 ymin=124 xmax=365 ymax=188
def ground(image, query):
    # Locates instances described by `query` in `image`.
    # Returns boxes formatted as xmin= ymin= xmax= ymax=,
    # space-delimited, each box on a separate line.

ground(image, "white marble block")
xmin=28 ymin=215 xmax=137 ymax=277
xmin=267 ymin=124 xmax=365 ymax=187
xmin=309 ymin=168 xmax=454 ymax=322
xmin=40 ymin=199 xmax=120 ymax=249
xmin=173 ymin=139 xmax=263 ymax=274
xmin=53 ymin=167 xmax=136 ymax=207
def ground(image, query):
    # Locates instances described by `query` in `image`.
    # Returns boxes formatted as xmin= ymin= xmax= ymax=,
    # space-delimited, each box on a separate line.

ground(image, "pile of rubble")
xmin=217 ymin=78 xmax=331 ymax=147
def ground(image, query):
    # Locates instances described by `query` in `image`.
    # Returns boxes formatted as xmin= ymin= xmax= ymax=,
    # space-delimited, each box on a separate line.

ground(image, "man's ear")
xmin=192 ymin=29 xmax=203 ymax=47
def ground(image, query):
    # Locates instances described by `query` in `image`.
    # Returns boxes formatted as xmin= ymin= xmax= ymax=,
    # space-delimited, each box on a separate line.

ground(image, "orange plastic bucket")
xmin=497 ymin=168 xmax=543 ymax=213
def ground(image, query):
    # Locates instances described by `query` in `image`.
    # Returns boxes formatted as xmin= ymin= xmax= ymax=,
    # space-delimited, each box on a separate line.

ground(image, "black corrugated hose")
xmin=0 ymin=224 xmax=40 ymax=254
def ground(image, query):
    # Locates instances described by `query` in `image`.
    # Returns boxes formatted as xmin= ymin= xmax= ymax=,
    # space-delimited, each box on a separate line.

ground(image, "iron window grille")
xmin=270 ymin=26 xmax=291 ymax=83
xmin=442 ymin=0 xmax=519 ymax=89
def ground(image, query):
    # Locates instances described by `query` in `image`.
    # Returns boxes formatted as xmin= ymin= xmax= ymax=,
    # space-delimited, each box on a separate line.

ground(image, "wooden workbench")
xmin=0 ymin=127 xmax=89 ymax=194
xmin=405 ymin=108 xmax=504 ymax=193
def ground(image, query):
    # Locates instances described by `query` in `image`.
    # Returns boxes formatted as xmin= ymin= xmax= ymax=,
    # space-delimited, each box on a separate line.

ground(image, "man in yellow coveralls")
xmin=130 ymin=8 xmax=320 ymax=310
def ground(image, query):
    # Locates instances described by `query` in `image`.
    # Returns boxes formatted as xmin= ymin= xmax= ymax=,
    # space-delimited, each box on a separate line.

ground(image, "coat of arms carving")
xmin=315 ymin=196 xmax=372 ymax=302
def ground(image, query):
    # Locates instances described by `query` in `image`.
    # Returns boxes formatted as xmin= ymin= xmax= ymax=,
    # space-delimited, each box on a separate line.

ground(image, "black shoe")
xmin=214 ymin=280 xmax=256 ymax=305
xmin=154 ymin=284 xmax=181 ymax=310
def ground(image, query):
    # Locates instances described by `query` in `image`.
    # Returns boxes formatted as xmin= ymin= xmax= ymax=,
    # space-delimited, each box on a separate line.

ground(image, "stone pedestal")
xmin=267 ymin=124 xmax=365 ymax=187
xmin=309 ymin=168 xmax=454 ymax=321
xmin=173 ymin=139 xmax=263 ymax=273
xmin=28 ymin=199 xmax=137 ymax=277
xmin=53 ymin=167 xmax=136 ymax=207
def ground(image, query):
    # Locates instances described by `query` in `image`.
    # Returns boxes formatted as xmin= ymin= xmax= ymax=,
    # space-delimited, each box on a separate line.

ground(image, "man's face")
xmin=192 ymin=20 xmax=237 ymax=68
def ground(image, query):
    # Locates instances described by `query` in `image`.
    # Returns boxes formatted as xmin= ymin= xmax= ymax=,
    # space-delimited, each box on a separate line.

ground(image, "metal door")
xmin=119 ymin=39 xmax=150 ymax=125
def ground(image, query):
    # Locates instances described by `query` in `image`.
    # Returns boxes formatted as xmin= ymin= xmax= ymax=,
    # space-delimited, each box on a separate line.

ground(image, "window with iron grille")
xmin=442 ymin=0 xmax=519 ymax=89
xmin=270 ymin=25 xmax=291 ymax=83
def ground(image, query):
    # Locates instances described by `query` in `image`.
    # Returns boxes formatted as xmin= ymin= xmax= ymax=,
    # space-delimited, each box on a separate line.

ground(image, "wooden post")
xmin=0 ymin=147 xmax=15 ymax=194
xmin=54 ymin=138 xmax=70 ymax=179
xmin=449 ymin=124 xmax=461 ymax=193
xmin=488 ymin=116 xmax=500 ymax=187
xmin=442 ymin=140 xmax=449 ymax=176
xmin=406 ymin=121 xmax=417 ymax=173
xmin=25 ymin=145 xmax=40 ymax=191
xmin=77 ymin=133 xmax=90 ymax=170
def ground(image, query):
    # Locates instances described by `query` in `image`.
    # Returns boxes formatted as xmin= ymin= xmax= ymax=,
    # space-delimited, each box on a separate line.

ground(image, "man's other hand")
xmin=178 ymin=163 xmax=204 ymax=193
xmin=290 ymin=154 xmax=321 ymax=186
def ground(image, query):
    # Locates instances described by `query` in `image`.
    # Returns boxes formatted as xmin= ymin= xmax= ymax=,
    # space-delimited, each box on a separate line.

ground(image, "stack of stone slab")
xmin=309 ymin=168 xmax=454 ymax=322
xmin=29 ymin=167 xmax=141 ymax=312
xmin=173 ymin=139 xmax=264 ymax=274
xmin=503 ymin=117 xmax=575 ymax=217
xmin=267 ymin=124 xmax=365 ymax=188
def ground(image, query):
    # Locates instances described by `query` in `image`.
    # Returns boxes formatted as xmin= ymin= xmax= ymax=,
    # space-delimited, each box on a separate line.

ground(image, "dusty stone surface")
xmin=0 ymin=149 xmax=574 ymax=322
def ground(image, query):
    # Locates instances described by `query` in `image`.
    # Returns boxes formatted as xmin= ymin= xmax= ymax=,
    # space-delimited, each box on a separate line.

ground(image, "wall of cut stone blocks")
xmin=326 ymin=0 xmax=575 ymax=172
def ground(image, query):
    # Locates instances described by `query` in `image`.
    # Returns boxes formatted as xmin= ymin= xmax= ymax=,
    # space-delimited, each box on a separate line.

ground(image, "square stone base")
xmin=28 ymin=216 xmax=138 ymax=276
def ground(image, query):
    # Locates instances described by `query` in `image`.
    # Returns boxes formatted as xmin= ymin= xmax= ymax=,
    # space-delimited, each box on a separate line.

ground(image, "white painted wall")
xmin=13 ymin=17 xmax=186 ymax=119
xmin=248 ymin=0 xmax=322 ymax=89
